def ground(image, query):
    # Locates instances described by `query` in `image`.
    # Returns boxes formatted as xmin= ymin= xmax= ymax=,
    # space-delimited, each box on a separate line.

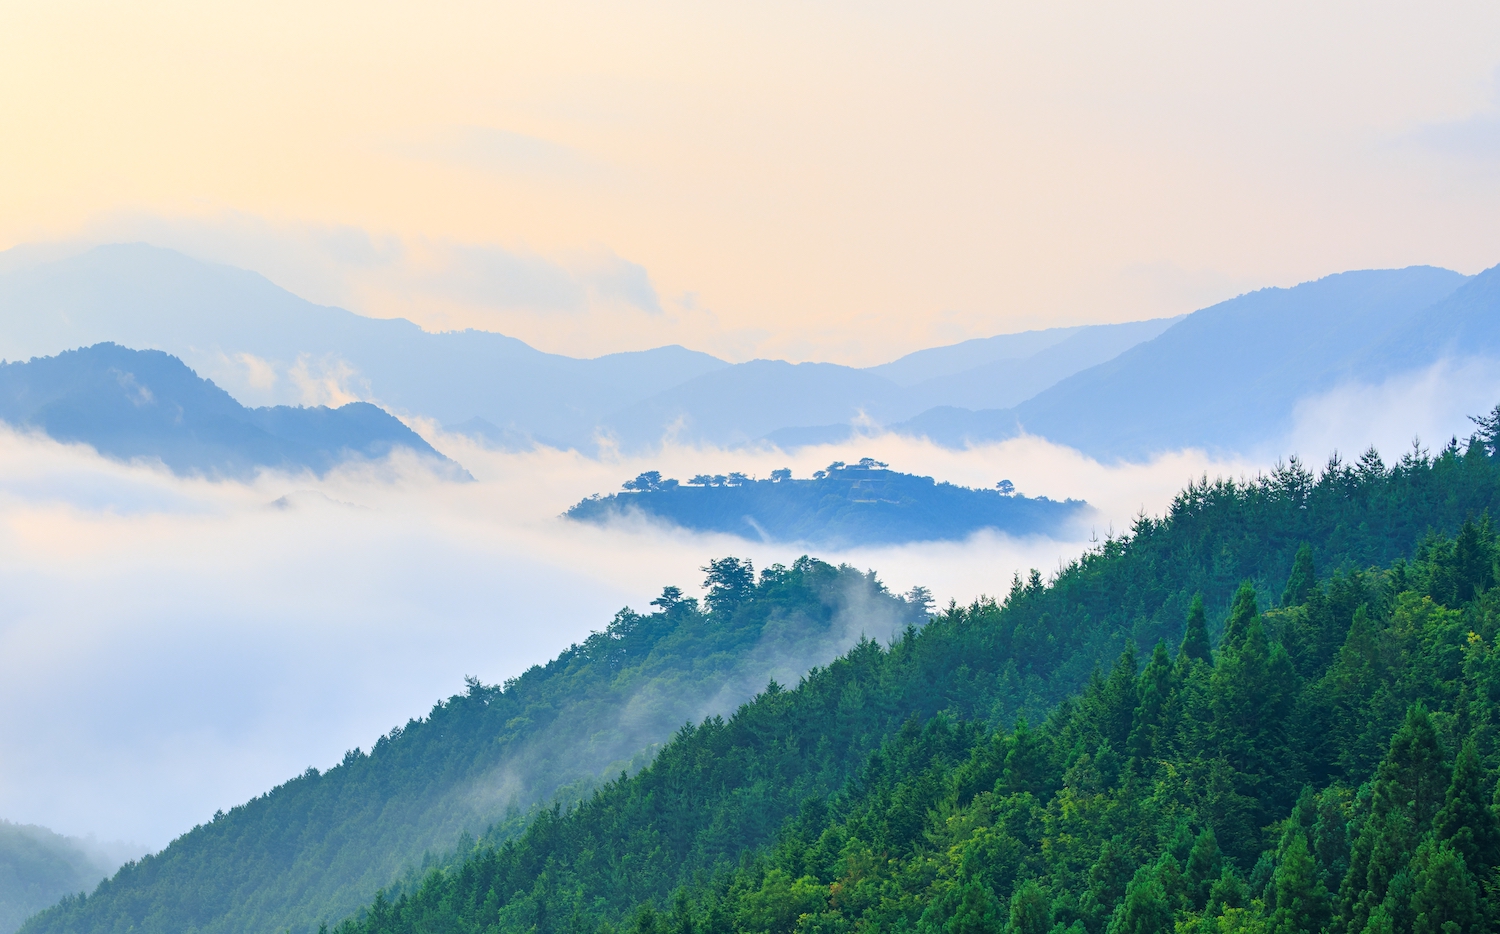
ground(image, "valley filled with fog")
xmin=3 ymin=350 xmax=1496 ymax=853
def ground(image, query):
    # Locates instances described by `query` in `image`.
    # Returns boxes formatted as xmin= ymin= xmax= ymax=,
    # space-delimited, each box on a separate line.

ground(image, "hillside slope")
xmin=18 ymin=562 xmax=923 ymax=934
xmin=0 ymin=823 xmax=128 ymax=934
xmin=312 ymin=430 xmax=1500 ymax=933
xmin=0 ymin=344 xmax=451 ymax=477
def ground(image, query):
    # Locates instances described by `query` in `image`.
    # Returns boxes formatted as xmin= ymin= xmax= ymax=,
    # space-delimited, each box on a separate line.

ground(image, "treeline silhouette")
xmin=568 ymin=459 xmax=1080 ymax=546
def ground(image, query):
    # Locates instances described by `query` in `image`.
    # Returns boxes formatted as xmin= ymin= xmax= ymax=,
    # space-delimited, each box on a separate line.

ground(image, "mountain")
xmin=17 ymin=561 xmax=924 ymax=934
xmin=1359 ymin=261 xmax=1500 ymax=369
xmin=599 ymin=322 xmax=1182 ymax=451
xmin=0 ymin=823 xmax=132 ymax=934
xmin=0 ymin=244 xmax=729 ymax=450
xmin=0 ymin=245 xmax=1180 ymax=454
xmin=567 ymin=460 xmax=1090 ymax=545
xmin=254 ymin=429 xmax=1500 ymax=934
xmin=896 ymin=265 xmax=1473 ymax=458
xmin=898 ymin=317 xmax=1182 ymax=412
xmin=598 ymin=361 xmax=911 ymax=450
xmin=5 ymin=244 xmax=1487 ymax=460
xmin=0 ymin=344 xmax=452 ymax=477
xmin=865 ymin=325 xmax=1098 ymax=386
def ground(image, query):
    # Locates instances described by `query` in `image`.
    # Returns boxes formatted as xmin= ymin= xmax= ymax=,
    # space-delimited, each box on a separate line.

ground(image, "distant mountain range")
xmin=566 ymin=460 xmax=1090 ymax=546
xmin=0 ymin=243 xmax=1495 ymax=460
xmin=0 ymin=343 xmax=455 ymax=477
xmin=0 ymin=244 xmax=1177 ymax=453
xmin=887 ymin=265 xmax=1482 ymax=458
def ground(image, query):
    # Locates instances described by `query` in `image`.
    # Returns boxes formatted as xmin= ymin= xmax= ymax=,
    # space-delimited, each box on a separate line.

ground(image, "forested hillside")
xmin=0 ymin=822 xmax=123 ymax=934
xmin=19 ymin=563 xmax=921 ymax=934
xmin=320 ymin=426 xmax=1500 ymax=934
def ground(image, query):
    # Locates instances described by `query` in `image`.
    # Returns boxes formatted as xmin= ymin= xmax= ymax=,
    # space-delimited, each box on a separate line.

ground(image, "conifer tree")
xmin=1186 ymin=827 xmax=1224 ymax=911
xmin=1222 ymin=584 xmax=1259 ymax=651
xmin=1272 ymin=831 xmax=1330 ymax=934
xmin=1282 ymin=545 xmax=1317 ymax=607
xmin=1207 ymin=867 xmax=1248 ymax=916
xmin=1100 ymin=648 xmax=1141 ymax=750
xmin=1107 ymin=864 xmax=1173 ymax=934
xmin=1375 ymin=705 xmax=1449 ymax=829
xmin=1180 ymin=595 xmax=1213 ymax=665
xmin=940 ymin=879 xmax=1006 ymax=934
xmin=1411 ymin=843 xmax=1480 ymax=934
xmin=1007 ymin=878 xmax=1053 ymax=934
xmin=1433 ymin=740 xmax=1500 ymax=879
xmin=1129 ymin=643 xmax=1174 ymax=763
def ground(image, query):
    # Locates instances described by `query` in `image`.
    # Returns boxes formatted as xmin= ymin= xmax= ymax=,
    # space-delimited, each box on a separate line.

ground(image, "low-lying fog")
xmin=0 ymin=358 xmax=1495 ymax=855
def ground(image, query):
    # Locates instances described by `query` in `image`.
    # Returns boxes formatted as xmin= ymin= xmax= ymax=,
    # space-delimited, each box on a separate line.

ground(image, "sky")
xmin=4 ymin=2 xmax=1500 ymax=363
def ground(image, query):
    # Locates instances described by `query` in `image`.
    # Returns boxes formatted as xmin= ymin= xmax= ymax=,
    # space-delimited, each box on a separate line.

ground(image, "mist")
xmin=4 ymin=357 xmax=1492 ymax=853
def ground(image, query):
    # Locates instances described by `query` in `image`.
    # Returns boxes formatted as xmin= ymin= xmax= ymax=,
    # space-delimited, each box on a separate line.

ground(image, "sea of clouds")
xmin=0 ymin=356 xmax=1495 ymax=859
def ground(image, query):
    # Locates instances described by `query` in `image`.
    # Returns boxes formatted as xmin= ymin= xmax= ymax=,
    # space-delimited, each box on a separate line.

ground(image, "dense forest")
xmin=28 ymin=423 xmax=1500 ymax=934
xmin=0 ymin=822 xmax=123 ymax=934
xmin=566 ymin=459 xmax=1087 ymax=546
xmin=311 ymin=428 xmax=1500 ymax=934
xmin=19 ymin=563 xmax=923 ymax=934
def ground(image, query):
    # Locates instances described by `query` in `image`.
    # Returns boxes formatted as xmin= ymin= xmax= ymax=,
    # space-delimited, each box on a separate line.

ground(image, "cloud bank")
xmin=1 ymin=355 xmax=1493 ymax=852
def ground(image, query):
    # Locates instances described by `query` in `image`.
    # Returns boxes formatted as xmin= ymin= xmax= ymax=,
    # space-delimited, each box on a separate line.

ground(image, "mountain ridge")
xmin=0 ymin=343 xmax=456 ymax=477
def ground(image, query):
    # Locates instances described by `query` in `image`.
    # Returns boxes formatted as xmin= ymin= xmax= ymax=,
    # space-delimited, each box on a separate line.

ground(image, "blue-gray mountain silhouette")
xmin=0 ymin=343 xmax=455 ymax=477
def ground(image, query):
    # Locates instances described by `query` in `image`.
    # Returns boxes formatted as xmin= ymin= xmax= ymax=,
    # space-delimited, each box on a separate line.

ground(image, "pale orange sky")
xmin=4 ymin=1 xmax=1500 ymax=364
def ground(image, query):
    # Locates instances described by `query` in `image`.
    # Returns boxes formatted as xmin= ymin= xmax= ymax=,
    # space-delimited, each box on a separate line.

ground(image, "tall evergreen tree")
xmin=1410 ymin=843 xmax=1480 ymax=934
xmin=1272 ymin=831 xmax=1330 ymax=934
xmin=1180 ymin=595 xmax=1213 ymax=665
xmin=1375 ymin=705 xmax=1449 ymax=829
xmin=1107 ymin=864 xmax=1173 ymax=934
xmin=1283 ymin=545 xmax=1317 ymax=607
xmin=1222 ymin=584 xmax=1259 ymax=651
xmin=1129 ymin=643 xmax=1174 ymax=763
xmin=1185 ymin=827 xmax=1224 ymax=911
xmin=1007 ymin=878 xmax=1053 ymax=934
xmin=1432 ymin=740 xmax=1500 ymax=879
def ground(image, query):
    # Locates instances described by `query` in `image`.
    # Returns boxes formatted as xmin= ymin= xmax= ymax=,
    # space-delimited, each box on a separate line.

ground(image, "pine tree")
xmin=1375 ymin=705 xmax=1449 ymax=829
xmin=1433 ymin=739 xmax=1500 ymax=879
xmin=1180 ymin=595 xmax=1213 ymax=666
xmin=1222 ymin=584 xmax=1259 ymax=651
xmin=1271 ymin=831 xmax=1330 ymax=934
xmin=1129 ymin=643 xmax=1175 ymax=763
xmin=1282 ymin=545 xmax=1317 ymax=607
xmin=1411 ymin=842 xmax=1480 ymax=934
xmin=1099 ymin=648 xmax=1141 ymax=751
xmin=940 ymin=879 xmax=1007 ymax=934
xmin=1186 ymin=828 xmax=1224 ymax=911
xmin=1007 ymin=878 xmax=1053 ymax=934
xmin=1107 ymin=864 xmax=1173 ymax=934
xmin=1207 ymin=867 xmax=1248 ymax=916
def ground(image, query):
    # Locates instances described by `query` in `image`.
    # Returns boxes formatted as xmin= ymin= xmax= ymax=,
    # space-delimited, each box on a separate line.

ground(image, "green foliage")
xmin=299 ymin=435 xmax=1500 ymax=934
xmin=21 ymin=559 xmax=918 ymax=934
xmin=0 ymin=822 xmax=119 ymax=934
xmin=1182 ymin=595 xmax=1214 ymax=666
xmin=37 ymin=431 xmax=1500 ymax=934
